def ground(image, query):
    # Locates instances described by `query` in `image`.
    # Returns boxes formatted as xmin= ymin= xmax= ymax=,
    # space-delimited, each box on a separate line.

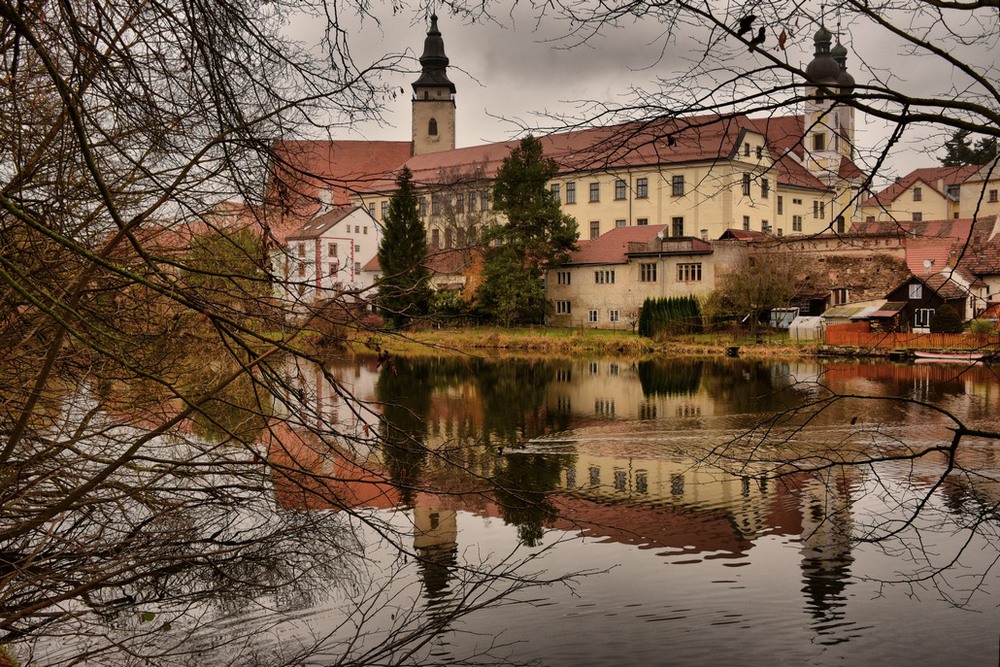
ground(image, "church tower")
xmin=803 ymin=25 xmax=856 ymax=186
xmin=412 ymin=14 xmax=456 ymax=156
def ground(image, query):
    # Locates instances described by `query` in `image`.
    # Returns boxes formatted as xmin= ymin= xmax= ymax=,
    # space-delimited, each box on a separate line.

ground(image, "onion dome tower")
xmin=803 ymin=24 xmax=855 ymax=184
xmin=412 ymin=14 xmax=456 ymax=156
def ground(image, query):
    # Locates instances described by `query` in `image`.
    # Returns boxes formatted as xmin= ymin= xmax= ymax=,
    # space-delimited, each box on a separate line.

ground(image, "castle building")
xmin=271 ymin=15 xmax=866 ymax=247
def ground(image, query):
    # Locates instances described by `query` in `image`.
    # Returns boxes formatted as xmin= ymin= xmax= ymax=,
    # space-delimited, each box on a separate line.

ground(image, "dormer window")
xmin=428 ymin=118 xmax=438 ymax=136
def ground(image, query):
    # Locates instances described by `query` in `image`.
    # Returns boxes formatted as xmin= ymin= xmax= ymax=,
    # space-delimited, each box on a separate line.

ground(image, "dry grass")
xmin=357 ymin=326 xmax=816 ymax=359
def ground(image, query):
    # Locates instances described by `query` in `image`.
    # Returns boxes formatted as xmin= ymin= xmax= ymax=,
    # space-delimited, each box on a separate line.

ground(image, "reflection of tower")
xmin=413 ymin=505 xmax=459 ymax=603
xmin=798 ymin=471 xmax=855 ymax=634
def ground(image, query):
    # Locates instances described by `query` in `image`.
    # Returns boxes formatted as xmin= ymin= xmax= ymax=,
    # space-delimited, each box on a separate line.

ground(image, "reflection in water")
xmin=18 ymin=354 xmax=1000 ymax=665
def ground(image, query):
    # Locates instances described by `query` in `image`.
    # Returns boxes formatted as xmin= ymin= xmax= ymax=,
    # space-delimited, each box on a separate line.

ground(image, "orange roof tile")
xmin=565 ymin=225 xmax=667 ymax=265
xmin=861 ymin=165 xmax=980 ymax=207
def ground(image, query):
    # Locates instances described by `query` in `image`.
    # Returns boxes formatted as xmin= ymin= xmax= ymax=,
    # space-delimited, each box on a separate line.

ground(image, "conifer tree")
xmin=377 ymin=167 xmax=431 ymax=326
xmin=478 ymin=136 xmax=578 ymax=324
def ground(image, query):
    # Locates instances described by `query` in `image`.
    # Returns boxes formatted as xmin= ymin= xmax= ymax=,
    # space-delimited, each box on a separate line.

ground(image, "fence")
xmin=823 ymin=325 xmax=1000 ymax=350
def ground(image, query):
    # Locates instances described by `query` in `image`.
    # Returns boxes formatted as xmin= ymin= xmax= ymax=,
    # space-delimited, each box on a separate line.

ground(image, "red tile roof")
xmin=360 ymin=246 xmax=473 ymax=276
xmin=564 ymin=225 xmax=667 ymax=265
xmin=861 ymin=165 xmax=980 ymax=207
xmin=358 ymin=113 xmax=830 ymax=194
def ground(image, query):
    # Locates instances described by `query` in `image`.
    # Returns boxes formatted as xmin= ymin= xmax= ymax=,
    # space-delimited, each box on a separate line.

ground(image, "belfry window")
xmin=428 ymin=118 xmax=438 ymax=136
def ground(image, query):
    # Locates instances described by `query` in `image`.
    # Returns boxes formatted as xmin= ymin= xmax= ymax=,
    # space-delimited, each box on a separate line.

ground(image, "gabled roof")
xmin=564 ymin=225 xmax=667 ymax=266
xmin=360 ymin=246 xmax=472 ymax=276
xmin=861 ymin=165 xmax=980 ymax=207
xmin=896 ymin=272 xmax=969 ymax=301
xmin=718 ymin=228 xmax=769 ymax=241
xmin=285 ymin=206 xmax=366 ymax=241
xmin=359 ymin=113 xmax=831 ymax=194
xmin=963 ymin=158 xmax=1000 ymax=183
xmin=850 ymin=217 xmax=974 ymax=241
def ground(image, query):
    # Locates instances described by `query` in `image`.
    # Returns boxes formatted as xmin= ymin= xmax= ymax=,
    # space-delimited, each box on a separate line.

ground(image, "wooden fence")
xmin=823 ymin=325 xmax=1000 ymax=350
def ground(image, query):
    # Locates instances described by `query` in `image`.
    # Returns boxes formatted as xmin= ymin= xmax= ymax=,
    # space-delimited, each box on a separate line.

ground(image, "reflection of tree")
xmin=638 ymin=359 xmax=704 ymax=397
xmin=493 ymin=454 xmax=565 ymax=547
xmin=376 ymin=357 xmax=434 ymax=505
xmin=477 ymin=360 xmax=558 ymax=446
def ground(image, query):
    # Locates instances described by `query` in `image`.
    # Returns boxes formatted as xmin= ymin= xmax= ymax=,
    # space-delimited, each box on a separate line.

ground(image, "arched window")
xmin=428 ymin=118 xmax=438 ymax=136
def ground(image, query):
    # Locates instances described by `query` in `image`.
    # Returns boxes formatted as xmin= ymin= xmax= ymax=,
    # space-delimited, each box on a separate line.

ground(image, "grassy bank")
xmin=358 ymin=326 xmax=817 ymax=359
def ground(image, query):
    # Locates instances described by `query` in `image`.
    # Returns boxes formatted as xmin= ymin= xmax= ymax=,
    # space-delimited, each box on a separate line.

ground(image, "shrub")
xmin=969 ymin=318 xmax=995 ymax=335
xmin=929 ymin=304 xmax=963 ymax=334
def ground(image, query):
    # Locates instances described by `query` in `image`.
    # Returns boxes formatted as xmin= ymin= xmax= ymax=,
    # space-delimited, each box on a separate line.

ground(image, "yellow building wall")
xmin=860 ymin=181 xmax=952 ymax=223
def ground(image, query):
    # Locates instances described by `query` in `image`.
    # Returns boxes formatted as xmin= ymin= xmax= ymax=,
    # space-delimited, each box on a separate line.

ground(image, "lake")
xmin=13 ymin=354 xmax=1000 ymax=665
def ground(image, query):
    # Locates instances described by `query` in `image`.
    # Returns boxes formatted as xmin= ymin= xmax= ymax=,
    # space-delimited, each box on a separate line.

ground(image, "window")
xmin=551 ymin=183 xmax=560 ymax=202
xmin=792 ymin=198 xmax=803 ymax=205
xmin=636 ymin=177 xmax=648 ymax=198
xmin=672 ymin=175 xmax=685 ymax=196
xmin=615 ymin=179 xmax=627 ymax=200
xmin=609 ymin=310 xmax=620 ymax=323
xmin=444 ymin=228 xmax=453 ymax=248
xmin=420 ymin=197 xmax=428 ymax=216
xmin=590 ymin=221 xmax=600 ymax=239
xmin=468 ymin=193 xmax=476 ymax=213
xmin=363 ymin=226 xmax=368 ymax=235
xmin=813 ymin=200 xmax=825 ymax=219
xmin=700 ymin=229 xmax=709 ymax=240
xmin=481 ymin=191 xmax=490 ymax=210
xmin=947 ymin=184 xmax=960 ymax=199
xmin=354 ymin=261 xmax=361 ymax=273
xmin=431 ymin=195 xmax=440 ymax=215
xmin=912 ymin=211 xmax=923 ymax=221
xmin=836 ymin=216 xmax=846 ymax=233
xmin=756 ymin=145 xmax=763 ymax=159
xmin=557 ymin=271 xmax=571 ymax=285
xmin=566 ymin=182 xmax=576 ymax=204
xmin=368 ymin=202 xmax=376 ymax=217
xmin=908 ymin=284 xmax=923 ymax=300
xmin=640 ymin=263 xmax=657 ymax=282
xmin=588 ymin=310 xmax=599 ymax=323
xmin=589 ymin=182 xmax=600 ymax=202
xmin=381 ymin=201 xmax=390 ymax=219
xmin=354 ymin=225 xmax=360 ymax=233
xmin=832 ymin=288 xmax=850 ymax=305
xmin=354 ymin=244 xmax=360 ymax=252
xmin=556 ymin=300 xmax=571 ymax=315
xmin=762 ymin=220 xmax=771 ymax=233
xmin=812 ymin=133 xmax=826 ymax=150
xmin=328 ymin=242 xmax=338 ymax=256
xmin=742 ymin=173 xmax=751 ymax=196
xmin=915 ymin=308 xmax=935 ymax=328
xmin=777 ymin=195 xmax=783 ymax=215
xmin=866 ymin=215 xmax=875 ymax=223
xmin=428 ymin=118 xmax=438 ymax=136
xmin=595 ymin=269 xmax=616 ymax=284
xmin=990 ymin=189 xmax=998 ymax=203
xmin=742 ymin=215 xmax=751 ymax=231
xmin=456 ymin=192 xmax=464 ymax=210
xmin=913 ymin=186 xmax=922 ymax=202
xmin=637 ymin=217 xmax=649 ymax=226
xmin=615 ymin=219 xmax=627 ymax=227
xmin=297 ymin=243 xmax=305 ymax=257
xmin=744 ymin=142 xmax=750 ymax=157
xmin=761 ymin=178 xmax=769 ymax=199
xmin=297 ymin=263 xmax=306 ymax=278
xmin=777 ymin=228 xmax=784 ymax=236
xmin=672 ymin=216 xmax=684 ymax=237
xmin=328 ymin=263 xmax=338 ymax=276
xmin=431 ymin=228 xmax=440 ymax=248
xmin=677 ymin=263 xmax=702 ymax=282
xmin=793 ymin=215 xmax=803 ymax=232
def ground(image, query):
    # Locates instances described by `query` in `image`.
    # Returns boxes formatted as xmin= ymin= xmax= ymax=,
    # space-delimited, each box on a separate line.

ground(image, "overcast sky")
xmin=284 ymin=2 xmax=998 ymax=182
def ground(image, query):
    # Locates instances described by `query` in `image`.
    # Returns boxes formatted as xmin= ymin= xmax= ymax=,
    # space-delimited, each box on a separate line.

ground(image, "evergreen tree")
xmin=377 ymin=167 xmax=431 ymax=326
xmin=941 ymin=129 xmax=997 ymax=166
xmin=477 ymin=135 xmax=578 ymax=324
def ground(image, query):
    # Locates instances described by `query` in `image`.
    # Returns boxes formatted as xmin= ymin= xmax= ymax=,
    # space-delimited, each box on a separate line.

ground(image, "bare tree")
xmin=0 ymin=2 xmax=574 ymax=665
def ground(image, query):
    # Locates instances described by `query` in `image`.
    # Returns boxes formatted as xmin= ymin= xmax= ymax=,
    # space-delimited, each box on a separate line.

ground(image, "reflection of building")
xmin=794 ymin=472 xmax=856 ymax=629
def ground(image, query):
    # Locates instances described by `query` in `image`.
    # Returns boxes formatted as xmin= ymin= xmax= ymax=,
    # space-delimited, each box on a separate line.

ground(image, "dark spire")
xmin=805 ymin=22 xmax=841 ymax=83
xmin=412 ymin=14 xmax=456 ymax=94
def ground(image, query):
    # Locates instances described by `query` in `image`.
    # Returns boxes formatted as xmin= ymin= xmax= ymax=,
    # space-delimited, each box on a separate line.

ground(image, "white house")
xmin=283 ymin=206 xmax=380 ymax=305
